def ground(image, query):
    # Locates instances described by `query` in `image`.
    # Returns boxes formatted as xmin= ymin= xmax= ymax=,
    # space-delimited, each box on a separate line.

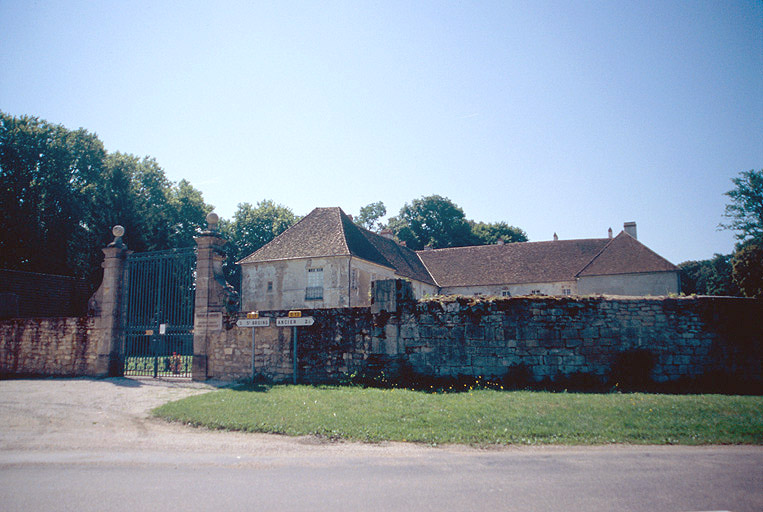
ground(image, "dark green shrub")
xmin=610 ymin=349 xmax=655 ymax=390
xmin=502 ymin=363 xmax=534 ymax=390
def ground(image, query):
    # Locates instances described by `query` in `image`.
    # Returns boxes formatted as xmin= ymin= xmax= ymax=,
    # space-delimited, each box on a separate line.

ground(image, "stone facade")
xmin=0 ymin=317 xmax=97 ymax=377
xmin=242 ymin=256 xmax=400 ymax=311
xmin=241 ymin=256 xmax=438 ymax=312
xmin=577 ymin=271 xmax=681 ymax=297
xmin=439 ymin=280 xmax=578 ymax=298
xmin=440 ymin=273 xmax=681 ymax=298
xmin=203 ymin=281 xmax=762 ymax=387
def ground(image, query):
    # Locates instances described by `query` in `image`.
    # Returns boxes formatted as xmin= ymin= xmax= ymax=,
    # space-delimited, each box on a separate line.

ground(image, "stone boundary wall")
xmin=204 ymin=284 xmax=762 ymax=387
xmin=0 ymin=317 xmax=98 ymax=378
xmin=204 ymin=309 xmax=375 ymax=383
xmin=396 ymin=295 xmax=760 ymax=384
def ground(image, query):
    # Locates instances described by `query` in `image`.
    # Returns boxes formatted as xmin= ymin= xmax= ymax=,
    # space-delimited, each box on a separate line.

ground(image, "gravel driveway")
xmin=0 ymin=377 xmax=434 ymax=458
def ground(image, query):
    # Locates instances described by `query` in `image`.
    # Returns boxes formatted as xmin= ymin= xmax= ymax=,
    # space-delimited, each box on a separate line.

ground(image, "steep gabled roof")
xmin=356 ymin=227 xmax=436 ymax=285
xmin=238 ymin=207 xmax=350 ymax=263
xmin=238 ymin=207 xmax=436 ymax=285
xmin=576 ymin=231 xmax=678 ymax=277
xmin=417 ymin=239 xmax=611 ymax=288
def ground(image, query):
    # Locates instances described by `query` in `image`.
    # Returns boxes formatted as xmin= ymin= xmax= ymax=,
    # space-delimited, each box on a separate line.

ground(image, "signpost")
xmin=278 ymin=312 xmax=314 ymax=384
xmin=236 ymin=312 xmax=314 ymax=385
xmin=275 ymin=317 xmax=315 ymax=327
xmin=236 ymin=314 xmax=271 ymax=382
xmin=236 ymin=318 xmax=271 ymax=328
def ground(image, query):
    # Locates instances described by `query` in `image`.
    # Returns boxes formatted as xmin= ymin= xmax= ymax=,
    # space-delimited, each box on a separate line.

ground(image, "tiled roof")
xmin=417 ymin=233 xmax=678 ymax=288
xmin=356 ymin=226 xmax=436 ymax=285
xmin=239 ymin=207 xmax=678 ymax=289
xmin=417 ymin=238 xmax=611 ymax=287
xmin=577 ymin=231 xmax=678 ymax=276
xmin=238 ymin=207 xmax=436 ymax=285
xmin=238 ymin=207 xmax=350 ymax=263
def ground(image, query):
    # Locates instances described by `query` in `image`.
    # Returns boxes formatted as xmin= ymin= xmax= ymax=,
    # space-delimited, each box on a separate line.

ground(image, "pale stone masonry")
xmin=201 ymin=280 xmax=762 ymax=387
xmin=0 ymin=317 xmax=97 ymax=377
xmin=192 ymin=212 xmax=242 ymax=381
xmin=90 ymin=237 xmax=130 ymax=377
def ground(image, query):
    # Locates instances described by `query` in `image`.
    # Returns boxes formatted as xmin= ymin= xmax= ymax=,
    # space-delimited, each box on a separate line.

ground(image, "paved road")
xmin=1 ymin=378 xmax=761 ymax=512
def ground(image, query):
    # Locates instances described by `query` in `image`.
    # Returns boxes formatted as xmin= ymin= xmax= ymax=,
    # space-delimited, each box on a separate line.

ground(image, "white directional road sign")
xmin=236 ymin=318 xmax=271 ymax=328
xmin=276 ymin=317 xmax=315 ymax=327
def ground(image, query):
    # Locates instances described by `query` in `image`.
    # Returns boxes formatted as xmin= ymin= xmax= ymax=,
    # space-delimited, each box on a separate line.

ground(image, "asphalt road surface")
xmin=1 ymin=378 xmax=761 ymax=512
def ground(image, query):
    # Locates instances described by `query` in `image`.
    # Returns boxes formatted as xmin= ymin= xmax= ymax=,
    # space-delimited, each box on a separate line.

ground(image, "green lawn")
xmin=152 ymin=385 xmax=763 ymax=446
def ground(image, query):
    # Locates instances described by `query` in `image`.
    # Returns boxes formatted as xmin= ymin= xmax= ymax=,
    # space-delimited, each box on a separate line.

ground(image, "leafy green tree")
xmin=168 ymin=179 xmax=212 ymax=247
xmin=470 ymin=221 xmax=527 ymax=245
xmin=354 ymin=201 xmax=387 ymax=231
xmin=388 ymin=195 xmax=474 ymax=250
xmin=721 ymin=169 xmax=763 ymax=243
xmin=220 ymin=200 xmax=298 ymax=290
xmin=0 ymin=112 xmax=212 ymax=289
xmin=731 ymin=242 xmax=763 ymax=298
xmin=387 ymin=195 xmax=528 ymax=250
xmin=678 ymin=254 xmax=738 ymax=296
xmin=0 ymin=113 xmax=106 ymax=277
xmin=720 ymin=169 xmax=763 ymax=297
xmin=78 ymin=154 xmax=211 ymax=284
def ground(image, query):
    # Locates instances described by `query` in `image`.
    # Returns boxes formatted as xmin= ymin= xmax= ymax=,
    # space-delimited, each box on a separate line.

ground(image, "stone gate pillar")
xmin=92 ymin=226 xmax=130 ymax=377
xmin=192 ymin=213 xmax=234 ymax=381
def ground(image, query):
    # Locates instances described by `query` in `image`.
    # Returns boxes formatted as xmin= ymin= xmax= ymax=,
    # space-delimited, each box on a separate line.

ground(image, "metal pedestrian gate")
xmin=123 ymin=248 xmax=196 ymax=378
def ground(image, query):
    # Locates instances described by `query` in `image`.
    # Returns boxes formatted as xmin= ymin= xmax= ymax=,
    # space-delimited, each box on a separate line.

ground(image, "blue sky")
xmin=1 ymin=0 xmax=761 ymax=264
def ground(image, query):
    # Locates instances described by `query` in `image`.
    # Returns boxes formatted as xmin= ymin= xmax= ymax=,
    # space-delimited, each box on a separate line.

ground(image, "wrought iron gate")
xmin=123 ymin=248 xmax=196 ymax=378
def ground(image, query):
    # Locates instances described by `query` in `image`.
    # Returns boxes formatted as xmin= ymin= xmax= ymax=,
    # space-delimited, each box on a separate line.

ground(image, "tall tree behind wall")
xmin=721 ymin=169 xmax=763 ymax=297
xmin=678 ymin=254 xmax=739 ymax=296
xmin=220 ymin=200 xmax=299 ymax=291
xmin=388 ymin=195 xmax=528 ymax=249
xmin=0 ymin=112 xmax=212 ymax=289
xmin=0 ymin=113 xmax=105 ymax=276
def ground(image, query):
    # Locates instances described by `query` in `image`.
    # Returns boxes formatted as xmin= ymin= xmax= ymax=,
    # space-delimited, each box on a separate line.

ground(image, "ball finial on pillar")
xmin=205 ymin=212 xmax=219 ymax=233
xmin=110 ymin=225 xmax=126 ymax=247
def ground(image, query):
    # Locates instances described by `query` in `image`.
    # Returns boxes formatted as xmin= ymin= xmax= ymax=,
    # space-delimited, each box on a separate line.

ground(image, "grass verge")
xmin=152 ymin=385 xmax=763 ymax=446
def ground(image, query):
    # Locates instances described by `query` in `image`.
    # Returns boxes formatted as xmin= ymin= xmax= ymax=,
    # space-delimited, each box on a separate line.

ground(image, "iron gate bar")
xmin=123 ymin=247 xmax=196 ymax=378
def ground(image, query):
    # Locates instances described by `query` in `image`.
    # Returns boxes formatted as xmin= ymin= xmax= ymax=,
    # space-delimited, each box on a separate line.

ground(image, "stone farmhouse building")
xmin=238 ymin=207 xmax=680 ymax=311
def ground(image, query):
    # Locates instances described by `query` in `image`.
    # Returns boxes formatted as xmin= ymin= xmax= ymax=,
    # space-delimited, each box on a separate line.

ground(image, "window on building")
xmin=267 ymin=281 xmax=273 ymax=292
xmin=351 ymin=269 xmax=358 ymax=290
xmin=562 ymin=288 xmax=571 ymax=296
xmin=305 ymin=268 xmax=324 ymax=300
xmin=530 ymin=289 xmax=542 ymax=295
xmin=501 ymin=290 xmax=511 ymax=297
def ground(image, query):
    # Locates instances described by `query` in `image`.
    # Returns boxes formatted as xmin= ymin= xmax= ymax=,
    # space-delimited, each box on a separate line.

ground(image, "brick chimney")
xmin=553 ymin=232 xmax=558 ymax=241
xmin=623 ymin=222 xmax=637 ymax=239
xmin=608 ymin=227 xmax=613 ymax=239
xmin=379 ymin=229 xmax=394 ymax=240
